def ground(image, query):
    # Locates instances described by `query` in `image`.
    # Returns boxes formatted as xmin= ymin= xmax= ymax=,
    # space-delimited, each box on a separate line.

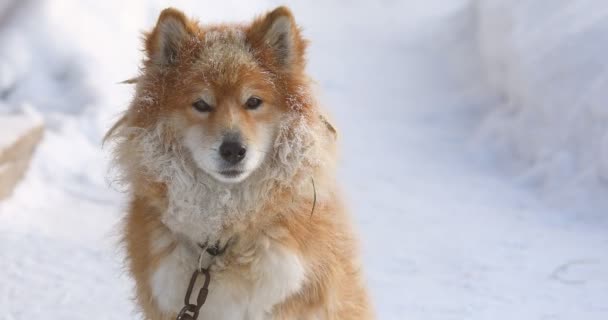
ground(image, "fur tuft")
xmin=108 ymin=99 xmax=329 ymax=242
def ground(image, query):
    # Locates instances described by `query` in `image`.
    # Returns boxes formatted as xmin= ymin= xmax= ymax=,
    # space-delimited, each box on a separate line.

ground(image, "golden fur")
xmin=106 ymin=6 xmax=373 ymax=320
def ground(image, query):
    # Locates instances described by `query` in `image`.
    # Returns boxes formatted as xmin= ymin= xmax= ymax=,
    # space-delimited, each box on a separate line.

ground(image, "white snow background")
xmin=1 ymin=0 xmax=607 ymax=319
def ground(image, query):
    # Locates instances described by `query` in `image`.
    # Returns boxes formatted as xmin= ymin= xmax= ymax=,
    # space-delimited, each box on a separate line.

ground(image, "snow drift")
xmin=474 ymin=0 xmax=608 ymax=207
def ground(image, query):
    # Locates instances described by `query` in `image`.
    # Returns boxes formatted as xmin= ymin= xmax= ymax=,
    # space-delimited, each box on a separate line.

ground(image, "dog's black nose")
xmin=219 ymin=141 xmax=247 ymax=164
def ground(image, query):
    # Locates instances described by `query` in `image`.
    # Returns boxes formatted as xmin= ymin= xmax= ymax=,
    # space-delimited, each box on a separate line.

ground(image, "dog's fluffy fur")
xmin=105 ymin=6 xmax=373 ymax=319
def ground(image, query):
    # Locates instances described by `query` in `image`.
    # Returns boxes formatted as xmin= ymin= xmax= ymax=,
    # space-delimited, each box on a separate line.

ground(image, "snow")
xmin=1 ymin=1 xmax=607 ymax=319
xmin=474 ymin=0 xmax=608 ymax=210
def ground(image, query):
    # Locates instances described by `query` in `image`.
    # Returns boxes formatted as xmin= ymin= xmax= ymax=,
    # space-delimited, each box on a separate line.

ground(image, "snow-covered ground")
xmin=1 ymin=1 xmax=607 ymax=319
xmin=475 ymin=0 xmax=608 ymax=211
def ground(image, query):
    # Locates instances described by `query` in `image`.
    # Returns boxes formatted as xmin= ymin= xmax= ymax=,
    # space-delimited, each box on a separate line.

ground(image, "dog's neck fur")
xmin=114 ymin=107 xmax=323 ymax=245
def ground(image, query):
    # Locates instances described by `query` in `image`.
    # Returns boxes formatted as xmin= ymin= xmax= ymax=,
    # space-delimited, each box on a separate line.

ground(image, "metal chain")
xmin=176 ymin=268 xmax=211 ymax=320
xmin=175 ymin=241 xmax=230 ymax=320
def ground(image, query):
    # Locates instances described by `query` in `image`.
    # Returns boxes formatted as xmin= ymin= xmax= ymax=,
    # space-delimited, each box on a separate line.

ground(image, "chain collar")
xmin=175 ymin=241 xmax=229 ymax=320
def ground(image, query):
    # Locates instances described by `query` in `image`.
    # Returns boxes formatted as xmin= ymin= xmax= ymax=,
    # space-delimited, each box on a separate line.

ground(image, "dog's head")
xmin=118 ymin=7 xmax=311 ymax=185
xmin=106 ymin=7 xmax=338 ymax=239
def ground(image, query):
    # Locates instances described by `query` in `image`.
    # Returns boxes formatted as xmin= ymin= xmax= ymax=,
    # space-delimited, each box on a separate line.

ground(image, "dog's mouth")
xmin=218 ymin=170 xmax=244 ymax=178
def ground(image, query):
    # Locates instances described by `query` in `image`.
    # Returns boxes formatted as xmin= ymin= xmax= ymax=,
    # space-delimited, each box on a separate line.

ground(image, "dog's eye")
xmin=192 ymin=99 xmax=213 ymax=112
xmin=245 ymin=97 xmax=263 ymax=110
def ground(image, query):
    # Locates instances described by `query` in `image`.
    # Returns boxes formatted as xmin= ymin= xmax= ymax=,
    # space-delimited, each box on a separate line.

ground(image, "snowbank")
xmin=474 ymin=0 xmax=608 ymax=206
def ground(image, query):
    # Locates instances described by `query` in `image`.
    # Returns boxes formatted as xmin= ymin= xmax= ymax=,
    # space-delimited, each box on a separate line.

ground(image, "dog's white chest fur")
xmin=150 ymin=238 xmax=306 ymax=320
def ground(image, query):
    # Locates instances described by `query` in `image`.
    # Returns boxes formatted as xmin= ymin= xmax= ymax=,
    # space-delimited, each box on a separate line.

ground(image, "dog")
xmin=105 ymin=6 xmax=373 ymax=320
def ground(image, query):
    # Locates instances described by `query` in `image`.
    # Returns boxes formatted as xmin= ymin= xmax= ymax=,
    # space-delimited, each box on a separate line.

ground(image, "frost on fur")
xmin=107 ymin=102 xmax=329 ymax=241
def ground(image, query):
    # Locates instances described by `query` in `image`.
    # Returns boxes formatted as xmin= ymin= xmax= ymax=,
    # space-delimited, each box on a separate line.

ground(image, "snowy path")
xmin=1 ymin=1 xmax=607 ymax=319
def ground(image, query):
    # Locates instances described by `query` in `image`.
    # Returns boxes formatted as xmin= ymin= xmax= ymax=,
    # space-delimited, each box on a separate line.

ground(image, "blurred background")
xmin=1 ymin=0 xmax=607 ymax=319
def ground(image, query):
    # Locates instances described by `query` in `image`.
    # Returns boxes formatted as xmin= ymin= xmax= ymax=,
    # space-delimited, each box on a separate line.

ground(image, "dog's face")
xmin=137 ymin=7 xmax=307 ymax=184
xmin=181 ymin=75 xmax=279 ymax=183
xmin=174 ymin=38 xmax=284 ymax=184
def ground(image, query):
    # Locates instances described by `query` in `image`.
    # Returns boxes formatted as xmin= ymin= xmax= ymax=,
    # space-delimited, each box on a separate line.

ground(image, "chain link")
xmin=176 ymin=268 xmax=210 ymax=320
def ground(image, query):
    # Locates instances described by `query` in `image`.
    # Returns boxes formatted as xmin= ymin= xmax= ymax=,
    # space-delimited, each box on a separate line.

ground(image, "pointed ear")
xmin=248 ymin=6 xmax=307 ymax=72
xmin=145 ymin=8 xmax=193 ymax=65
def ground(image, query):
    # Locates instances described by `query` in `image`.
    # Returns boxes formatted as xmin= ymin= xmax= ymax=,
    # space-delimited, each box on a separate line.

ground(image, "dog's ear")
xmin=248 ymin=6 xmax=307 ymax=73
xmin=145 ymin=8 xmax=194 ymax=65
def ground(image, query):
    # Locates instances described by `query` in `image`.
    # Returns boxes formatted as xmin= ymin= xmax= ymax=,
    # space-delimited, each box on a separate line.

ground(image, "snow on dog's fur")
xmin=105 ymin=6 xmax=373 ymax=320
